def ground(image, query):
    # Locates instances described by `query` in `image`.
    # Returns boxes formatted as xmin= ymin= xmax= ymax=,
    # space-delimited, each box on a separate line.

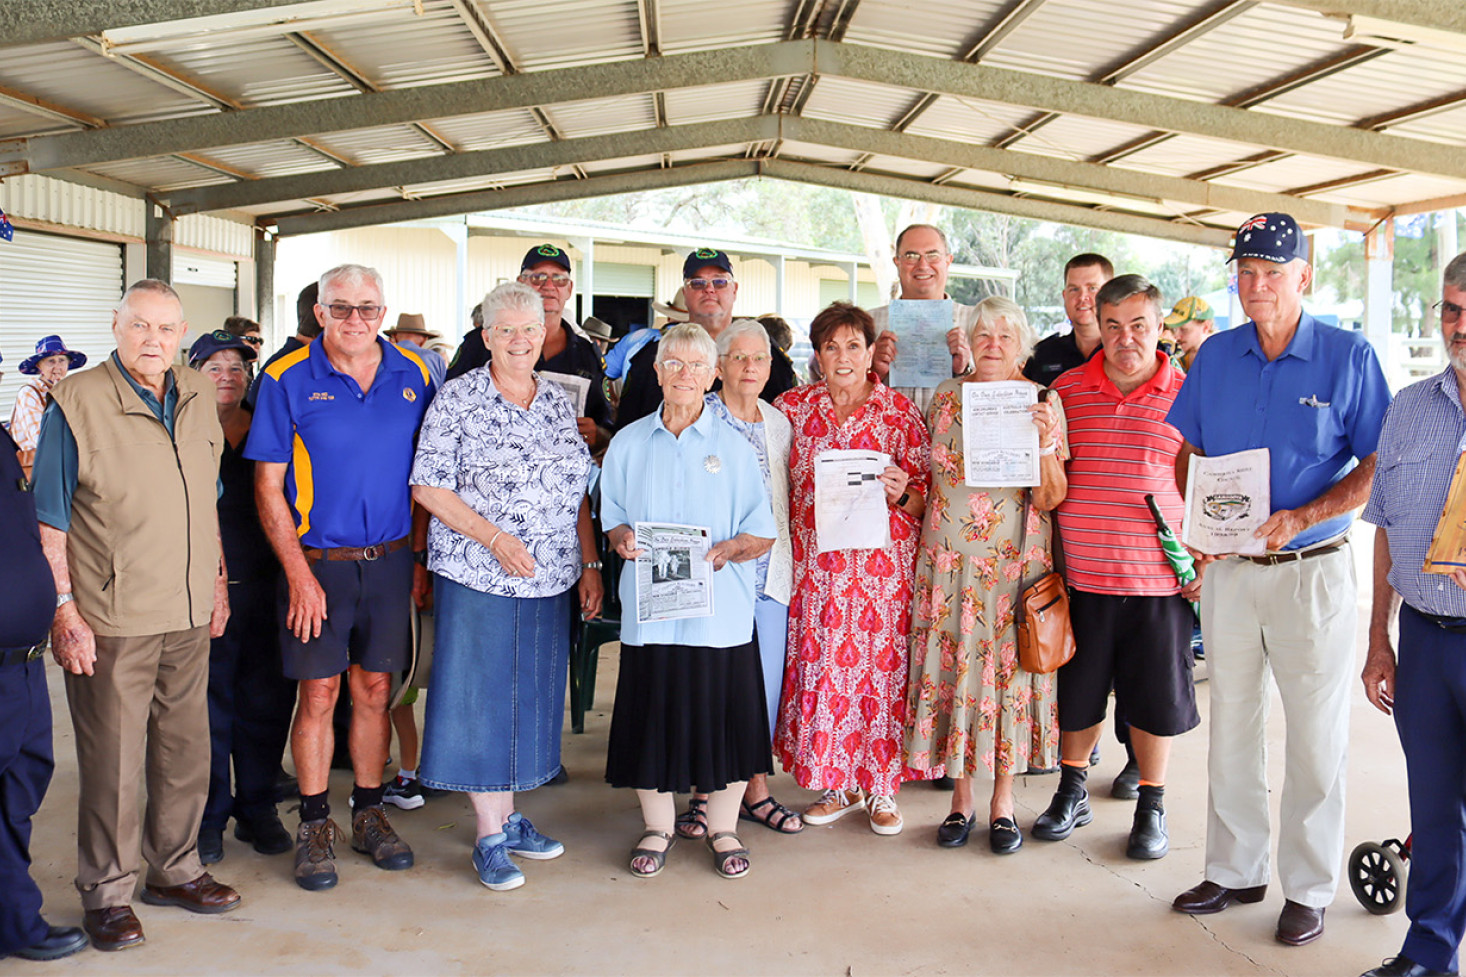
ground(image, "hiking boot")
xmin=351 ymin=805 xmax=414 ymax=870
xmin=294 ymin=818 xmax=343 ymax=891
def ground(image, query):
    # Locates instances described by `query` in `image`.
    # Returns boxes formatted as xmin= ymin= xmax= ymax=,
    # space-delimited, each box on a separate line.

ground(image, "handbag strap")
xmin=1014 ymin=487 xmax=1035 ymax=627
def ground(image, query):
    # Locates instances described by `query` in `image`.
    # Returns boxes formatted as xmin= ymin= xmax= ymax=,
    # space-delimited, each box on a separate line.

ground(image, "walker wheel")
xmin=1349 ymin=841 xmax=1406 ymax=915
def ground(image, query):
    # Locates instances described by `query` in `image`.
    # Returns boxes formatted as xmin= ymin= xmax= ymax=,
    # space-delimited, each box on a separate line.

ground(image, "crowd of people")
xmin=0 ymin=214 xmax=1461 ymax=977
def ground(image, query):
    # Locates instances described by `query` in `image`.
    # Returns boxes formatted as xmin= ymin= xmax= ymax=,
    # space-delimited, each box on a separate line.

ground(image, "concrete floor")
xmin=10 ymin=539 xmax=1417 ymax=976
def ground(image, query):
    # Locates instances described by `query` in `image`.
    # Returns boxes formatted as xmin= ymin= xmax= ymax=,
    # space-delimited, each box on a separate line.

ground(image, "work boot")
xmin=1127 ymin=785 xmax=1168 ymax=859
xmin=1032 ymin=764 xmax=1091 ymax=841
xmin=294 ymin=818 xmax=343 ymax=891
xmin=351 ymin=805 xmax=414 ymax=870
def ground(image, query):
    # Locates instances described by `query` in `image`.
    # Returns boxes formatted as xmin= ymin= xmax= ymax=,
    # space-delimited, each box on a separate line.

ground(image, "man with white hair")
xmin=1358 ymin=252 xmax=1466 ymax=977
xmin=33 ymin=279 xmax=240 ymax=950
xmin=248 ymin=264 xmax=434 ymax=892
xmin=1168 ymin=213 xmax=1391 ymax=947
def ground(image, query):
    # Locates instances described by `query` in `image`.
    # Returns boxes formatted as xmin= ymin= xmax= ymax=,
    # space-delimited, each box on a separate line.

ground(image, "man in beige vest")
xmin=33 ymin=279 xmax=241 ymax=952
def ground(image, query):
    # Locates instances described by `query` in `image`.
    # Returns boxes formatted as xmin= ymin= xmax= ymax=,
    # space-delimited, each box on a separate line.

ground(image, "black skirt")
xmin=605 ymin=639 xmax=774 ymax=793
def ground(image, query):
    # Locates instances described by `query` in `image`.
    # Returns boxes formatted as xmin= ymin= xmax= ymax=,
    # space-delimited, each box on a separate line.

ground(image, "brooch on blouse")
xmin=704 ymin=455 xmax=722 ymax=474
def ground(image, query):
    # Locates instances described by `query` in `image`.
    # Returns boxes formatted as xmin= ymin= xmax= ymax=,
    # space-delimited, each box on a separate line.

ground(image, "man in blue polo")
xmin=1358 ymin=252 xmax=1466 ymax=977
xmin=247 ymin=263 xmax=433 ymax=891
xmin=1167 ymin=213 xmax=1391 ymax=947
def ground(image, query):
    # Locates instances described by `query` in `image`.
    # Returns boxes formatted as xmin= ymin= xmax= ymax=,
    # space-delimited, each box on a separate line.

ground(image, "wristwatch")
xmin=895 ymin=491 xmax=911 ymax=509
xmin=582 ymin=560 xmax=604 ymax=571
xmin=56 ymin=592 xmax=74 ymax=609
xmin=412 ymin=549 xmax=428 ymax=567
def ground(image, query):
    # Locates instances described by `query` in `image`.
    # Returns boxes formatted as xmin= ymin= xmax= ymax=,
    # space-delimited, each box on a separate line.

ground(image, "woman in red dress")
xmin=773 ymin=303 xmax=931 ymax=836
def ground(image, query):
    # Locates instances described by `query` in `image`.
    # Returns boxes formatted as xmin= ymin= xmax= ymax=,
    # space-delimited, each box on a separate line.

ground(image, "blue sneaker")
xmin=503 ymin=812 xmax=564 ymax=860
xmin=472 ymin=834 xmax=525 ymax=891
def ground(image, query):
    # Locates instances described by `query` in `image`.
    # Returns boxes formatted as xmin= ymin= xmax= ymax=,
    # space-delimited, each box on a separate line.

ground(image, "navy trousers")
xmin=0 ymin=659 xmax=53 ymax=955
xmin=1397 ymin=605 xmax=1466 ymax=974
xmin=204 ymin=579 xmax=296 ymax=828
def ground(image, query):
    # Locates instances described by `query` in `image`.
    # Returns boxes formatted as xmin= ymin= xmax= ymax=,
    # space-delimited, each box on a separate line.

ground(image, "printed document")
xmin=887 ymin=299 xmax=954 ymax=389
xmin=962 ymin=380 xmax=1039 ymax=487
xmin=540 ymin=371 xmax=589 ymax=415
xmin=814 ymin=449 xmax=891 ymax=553
xmin=1182 ymin=448 xmax=1270 ymax=556
xmin=634 ymin=522 xmax=714 ymax=623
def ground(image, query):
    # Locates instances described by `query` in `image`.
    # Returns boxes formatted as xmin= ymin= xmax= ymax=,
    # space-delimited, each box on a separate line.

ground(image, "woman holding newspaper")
xmin=903 ymin=296 xmax=1067 ymax=854
xmin=409 ymin=282 xmax=602 ymax=892
xmin=600 ymin=323 xmax=778 ymax=880
xmin=773 ymin=302 xmax=932 ymax=836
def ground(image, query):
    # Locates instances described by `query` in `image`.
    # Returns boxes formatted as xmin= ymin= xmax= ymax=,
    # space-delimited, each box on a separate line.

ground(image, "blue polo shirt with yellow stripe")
xmin=244 ymin=336 xmax=432 ymax=550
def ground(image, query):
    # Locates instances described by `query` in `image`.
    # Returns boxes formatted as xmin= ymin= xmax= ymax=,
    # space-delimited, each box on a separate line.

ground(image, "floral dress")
xmin=773 ymin=376 xmax=931 ymax=796
xmin=903 ymin=378 xmax=1064 ymax=778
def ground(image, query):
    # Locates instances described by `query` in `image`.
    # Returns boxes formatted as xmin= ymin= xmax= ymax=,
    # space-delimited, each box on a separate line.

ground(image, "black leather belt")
xmin=0 ymin=642 xmax=46 ymax=666
xmin=1243 ymin=540 xmax=1347 ymax=566
xmin=1410 ymin=606 xmax=1466 ymax=633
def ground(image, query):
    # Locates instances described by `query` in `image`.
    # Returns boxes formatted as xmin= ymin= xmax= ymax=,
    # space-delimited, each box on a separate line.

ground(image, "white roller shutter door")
xmin=0 ymin=231 xmax=123 ymax=424
xmin=592 ymin=261 xmax=655 ymax=297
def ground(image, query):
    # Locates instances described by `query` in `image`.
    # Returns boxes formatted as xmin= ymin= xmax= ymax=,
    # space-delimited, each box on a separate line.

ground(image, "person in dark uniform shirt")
xmin=189 ymin=331 xmax=298 ymax=866
xmin=244 ymin=281 xmax=322 ymax=411
xmin=1023 ymin=253 xmax=1112 ymax=387
xmin=0 ymin=346 xmax=89 ymax=962
xmin=617 ymin=248 xmax=796 ymax=429
xmin=446 ymin=245 xmax=614 ymax=450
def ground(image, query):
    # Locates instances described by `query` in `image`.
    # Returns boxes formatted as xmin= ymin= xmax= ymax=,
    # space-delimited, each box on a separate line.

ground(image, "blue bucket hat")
xmin=188 ymin=329 xmax=258 ymax=368
xmin=19 ymin=335 xmax=87 ymax=375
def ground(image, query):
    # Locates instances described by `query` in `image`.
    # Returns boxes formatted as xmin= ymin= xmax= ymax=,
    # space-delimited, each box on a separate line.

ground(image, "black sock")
xmin=1137 ymin=784 xmax=1165 ymax=811
xmin=300 ymin=791 xmax=330 ymax=823
xmin=353 ymin=783 xmax=384 ymax=811
xmin=1058 ymin=763 xmax=1089 ymax=793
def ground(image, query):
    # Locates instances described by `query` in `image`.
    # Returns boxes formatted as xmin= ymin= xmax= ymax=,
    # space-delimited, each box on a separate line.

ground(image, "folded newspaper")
xmin=634 ymin=522 xmax=714 ymax=623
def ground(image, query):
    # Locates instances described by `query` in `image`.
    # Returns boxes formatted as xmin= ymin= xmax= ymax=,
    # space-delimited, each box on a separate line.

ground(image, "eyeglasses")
xmin=684 ymin=278 xmax=733 ymax=291
xmin=660 ymin=358 xmax=712 ymax=376
xmin=491 ymin=323 xmax=546 ymax=340
xmin=323 ymin=303 xmax=385 ymax=321
xmin=723 ymin=352 xmax=770 ymax=365
xmin=897 ymin=250 xmax=947 ymax=265
xmin=1436 ymin=300 xmax=1464 ymax=325
xmin=520 ymin=272 xmax=571 ymax=287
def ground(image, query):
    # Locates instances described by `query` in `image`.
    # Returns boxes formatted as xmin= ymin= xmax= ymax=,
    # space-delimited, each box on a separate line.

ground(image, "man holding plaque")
xmin=1357 ymin=252 xmax=1466 ymax=977
xmin=1167 ymin=212 xmax=1391 ymax=948
xmin=870 ymin=224 xmax=976 ymax=415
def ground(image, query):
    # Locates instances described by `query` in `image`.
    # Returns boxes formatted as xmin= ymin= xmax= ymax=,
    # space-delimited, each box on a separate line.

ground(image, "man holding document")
xmin=1167 ymin=212 xmax=1391 ymax=948
xmin=1356 ymin=252 xmax=1466 ymax=977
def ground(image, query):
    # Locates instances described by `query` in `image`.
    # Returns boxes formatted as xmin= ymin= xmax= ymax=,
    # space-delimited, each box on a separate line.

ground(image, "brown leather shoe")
xmin=1172 ymin=879 xmax=1268 ymax=915
xmin=82 ymin=905 xmax=145 ymax=952
xmin=140 ymin=872 xmax=241 ymax=915
xmin=1276 ymin=900 xmax=1325 ymax=946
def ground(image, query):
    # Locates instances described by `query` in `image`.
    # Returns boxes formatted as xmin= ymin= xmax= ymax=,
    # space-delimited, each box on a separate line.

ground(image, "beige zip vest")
xmin=49 ymin=358 xmax=222 ymax=637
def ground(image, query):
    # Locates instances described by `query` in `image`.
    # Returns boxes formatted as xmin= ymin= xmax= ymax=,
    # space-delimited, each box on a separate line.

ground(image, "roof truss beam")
xmin=1272 ymin=0 xmax=1466 ymax=38
xmin=0 ymin=0 xmax=307 ymax=48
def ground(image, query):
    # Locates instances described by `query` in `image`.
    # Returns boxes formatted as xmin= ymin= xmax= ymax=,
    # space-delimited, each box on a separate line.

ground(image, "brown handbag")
xmin=1014 ymin=490 xmax=1076 ymax=674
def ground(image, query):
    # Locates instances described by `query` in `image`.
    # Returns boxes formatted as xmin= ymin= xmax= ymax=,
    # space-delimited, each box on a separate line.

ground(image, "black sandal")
xmin=706 ymin=831 xmax=751 ymax=879
xmin=675 ymin=796 xmax=708 ymax=839
xmin=739 ymin=795 xmax=805 ymax=834
xmin=629 ymin=830 xmax=676 ymax=878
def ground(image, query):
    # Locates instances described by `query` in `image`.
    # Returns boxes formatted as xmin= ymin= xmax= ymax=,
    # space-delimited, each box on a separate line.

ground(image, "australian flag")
xmin=0 ymin=207 xmax=12 ymax=242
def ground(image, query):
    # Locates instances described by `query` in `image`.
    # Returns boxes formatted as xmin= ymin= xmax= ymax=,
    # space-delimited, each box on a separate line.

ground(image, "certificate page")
xmin=539 ymin=371 xmax=589 ymax=415
xmin=1182 ymin=448 xmax=1271 ymax=556
xmin=814 ymin=449 xmax=892 ymax=553
xmin=962 ymin=380 xmax=1039 ymax=487
xmin=634 ymin=522 xmax=714 ymax=623
xmin=887 ymin=299 xmax=954 ymax=389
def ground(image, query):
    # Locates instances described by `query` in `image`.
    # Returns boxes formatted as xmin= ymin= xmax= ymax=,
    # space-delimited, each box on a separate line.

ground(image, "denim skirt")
xmin=419 ymin=576 xmax=570 ymax=793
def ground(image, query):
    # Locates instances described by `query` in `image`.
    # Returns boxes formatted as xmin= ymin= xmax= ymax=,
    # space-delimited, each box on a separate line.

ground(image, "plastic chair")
xmin=570 ymin=544 xmax=622 ymax=734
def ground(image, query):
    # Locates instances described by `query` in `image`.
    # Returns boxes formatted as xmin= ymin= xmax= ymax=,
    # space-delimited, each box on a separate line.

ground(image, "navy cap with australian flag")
xmin=520 ymin=243 xmax=572 ymax=273
xmin=1229 ymin=212 xmax=1309 ymax=264
xmin=682 ymin=247 xmax=734 ymax=279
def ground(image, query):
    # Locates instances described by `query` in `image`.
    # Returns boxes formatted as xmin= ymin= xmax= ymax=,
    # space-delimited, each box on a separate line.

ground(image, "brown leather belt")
xmin=1243 ymin=539 xmax=1347 ymax=567
xmin=0 ymin=642 xmax=46 ymax=666
xmin=303 ymin=536 xmax=411 ymax=564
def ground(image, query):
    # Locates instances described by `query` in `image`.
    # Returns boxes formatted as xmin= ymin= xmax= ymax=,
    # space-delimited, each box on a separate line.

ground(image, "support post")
xmin=255 ymin=230 xmax=275 ymax=341
xmin=1364 ymin=220 xmax=1395 ymax=381
xmin=145 ymin=202 xmax=173 ymax=283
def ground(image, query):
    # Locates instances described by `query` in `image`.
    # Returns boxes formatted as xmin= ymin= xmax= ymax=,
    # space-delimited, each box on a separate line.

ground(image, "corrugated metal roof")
xmin=657 ymin=0 xmax=794 ymax=54
xmin=485 ymin=0 xmax=644 ymax=70
xmin=663 ymin=81 xmax=770 ymax=126
xmin=200 ymin=140 xmax=342 ymax=180
xmin=0 ymin=41 xmax=212 ymax=125
xmin=420 ymin=107 xmax=551 ymax=151
xmin=307 ymin=0 xmax=500 ymax=89
xmin=841 ymin=0 xmax=1011 ymax=58
xmin=543 ymin=94 xmax=656 ymax=139
xmin=800 ymin=76 xmax=926 ymax=129
xmin=142 ymin=36 xmax=359 ymax=108
xmin=904 ymin=94 xmax=1044 ymax=145
xmin=307 ymin=124 xmax=447 ymax=166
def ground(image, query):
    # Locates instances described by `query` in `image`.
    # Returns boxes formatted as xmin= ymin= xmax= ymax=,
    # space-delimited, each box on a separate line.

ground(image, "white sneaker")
xmin=868 ymin=794 xmax=903 ymax=836
xmin=803 ymin=788 xmax=866 ymax=825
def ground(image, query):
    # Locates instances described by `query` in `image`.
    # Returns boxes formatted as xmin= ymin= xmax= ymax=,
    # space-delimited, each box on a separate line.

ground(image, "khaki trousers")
xmin=64 ymin=626 xmax=210 ymax=909
xmin=1200 ymin=550 xmax=1355 ymax=908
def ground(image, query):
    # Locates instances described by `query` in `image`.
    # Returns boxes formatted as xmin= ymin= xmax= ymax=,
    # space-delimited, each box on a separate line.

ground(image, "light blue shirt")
xmin=1362 ymin=366 xmax=1466 ymax=617
xmin=1166 ymin=311 xmax=1391 ymax=550
xmin=600 ymin=404 xmax=776 ymax=648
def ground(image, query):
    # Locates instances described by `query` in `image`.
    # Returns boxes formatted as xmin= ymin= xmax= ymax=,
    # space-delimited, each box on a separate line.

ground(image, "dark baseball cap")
xmin=189 ymin=329 xmax=258 ymax=368
xmin=1229 ymin=212 xmax=1309 ymax=264
xmin=682 ymin=247 xmax=734 ymax=279
xmin=520 ymin=244 xmax=572 ymax=273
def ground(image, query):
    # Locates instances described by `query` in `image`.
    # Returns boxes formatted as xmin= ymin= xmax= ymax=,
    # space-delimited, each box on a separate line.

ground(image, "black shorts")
xmin=1056 ymin=590 xmax=1199 ymax=737
xmin=280 ymin=546 xmax=413 ymax=681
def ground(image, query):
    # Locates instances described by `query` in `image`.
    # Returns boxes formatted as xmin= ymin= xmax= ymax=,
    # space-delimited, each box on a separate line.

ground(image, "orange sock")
xmin=1061 ymin=758 xmax=1089 ymax=769
xmin=1138 ymin=780 xmax=1164 ymax=788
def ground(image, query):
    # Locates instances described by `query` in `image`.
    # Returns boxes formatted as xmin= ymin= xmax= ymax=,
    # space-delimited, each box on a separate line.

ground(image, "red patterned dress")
xmin=773 ymin=376 xmax=931 ymax=796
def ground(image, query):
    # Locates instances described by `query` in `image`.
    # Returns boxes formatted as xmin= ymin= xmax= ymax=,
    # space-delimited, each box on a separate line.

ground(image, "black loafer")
xmin=197 ymin=825 xmax=224 ymax=865
xmin=989 ymin=817 xmax=1023 ymax=855
xmin=12 ymin=924 xmax=89 ymax=961
xmin=1127 ymin=806 xmax=1169 ymax=860
xmin=1032 ymin=788 xmax=1091 ymax=841
xmin=936 ymin=812 xmax=974 ymax=848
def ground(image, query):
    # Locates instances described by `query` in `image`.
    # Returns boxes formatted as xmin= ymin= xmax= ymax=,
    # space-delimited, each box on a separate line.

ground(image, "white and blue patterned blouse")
xmin=411 ymin=365 xmax=591 ymax=598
